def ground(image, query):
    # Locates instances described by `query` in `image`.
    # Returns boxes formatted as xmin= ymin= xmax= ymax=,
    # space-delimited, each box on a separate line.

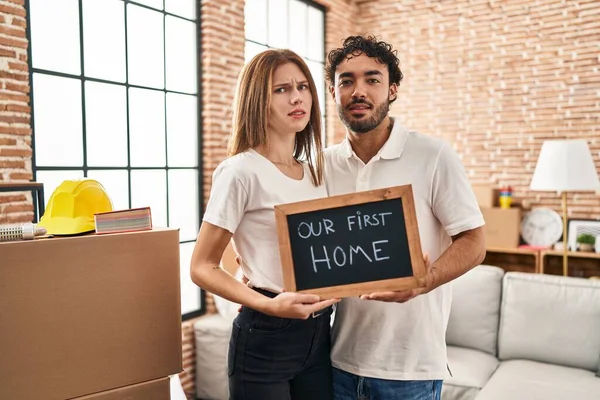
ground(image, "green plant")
xmin=576 ymin=233 xmax=596 ymax=245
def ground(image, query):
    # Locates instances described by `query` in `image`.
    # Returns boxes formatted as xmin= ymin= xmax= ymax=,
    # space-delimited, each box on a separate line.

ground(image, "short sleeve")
xmin=202 ymin=162 xmax=248 ymax=234
xmin=431 ymin=143 xmax=485 ymax=237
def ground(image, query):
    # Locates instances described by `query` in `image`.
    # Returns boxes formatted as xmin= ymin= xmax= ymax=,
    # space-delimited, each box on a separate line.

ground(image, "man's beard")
xmin=337 ymin=99 xmax=390 ymax=134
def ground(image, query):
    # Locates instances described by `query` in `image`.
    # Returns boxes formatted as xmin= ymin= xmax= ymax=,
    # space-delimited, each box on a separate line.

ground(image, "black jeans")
xmin=228 ymin=289 xmax=333 ymax=400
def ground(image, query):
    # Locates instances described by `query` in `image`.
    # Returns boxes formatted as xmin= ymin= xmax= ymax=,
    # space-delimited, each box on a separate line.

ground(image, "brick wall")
xmin=355 ymin=0 xmax=600 ymax=219
xmin=0 ymin=0 xmax=33 ymax=225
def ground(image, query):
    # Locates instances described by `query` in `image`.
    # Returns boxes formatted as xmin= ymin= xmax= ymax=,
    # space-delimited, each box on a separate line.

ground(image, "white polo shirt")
xmin=324 ymin=118 xmax=484 ymax=380
xmin=203 ymin=149 xmax=328 ymax=293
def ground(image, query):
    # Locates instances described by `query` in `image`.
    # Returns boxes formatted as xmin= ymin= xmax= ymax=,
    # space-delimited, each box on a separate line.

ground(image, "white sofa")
xmin=444 ymin=266 xmax=600 ymax=400
xmin=194 ymin=266 xmax=600 ymax=400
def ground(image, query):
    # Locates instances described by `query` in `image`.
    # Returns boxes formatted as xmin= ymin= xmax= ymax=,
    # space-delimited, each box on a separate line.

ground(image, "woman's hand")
xmin=260 ymin=292 xmax=339 ymax=319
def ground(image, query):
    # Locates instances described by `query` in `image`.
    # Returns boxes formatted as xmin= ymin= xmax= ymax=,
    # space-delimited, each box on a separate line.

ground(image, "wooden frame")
xmin=274 ymin=185 xmax=426 ymax=298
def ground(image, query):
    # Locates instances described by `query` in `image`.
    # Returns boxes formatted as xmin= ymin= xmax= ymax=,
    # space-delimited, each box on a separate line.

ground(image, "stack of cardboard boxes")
xmin=473 ymin=185 xmax=522 ymax=248
xmin=0 ymin=228 xmax=182 ymax=400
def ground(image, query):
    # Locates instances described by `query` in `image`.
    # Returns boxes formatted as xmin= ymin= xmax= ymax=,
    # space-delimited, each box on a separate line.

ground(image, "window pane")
xmin=131 ymin=169 xmax=167 ymax=227
xmin=168 ymin=169 xmax=199 ymax=241
xmin=33 ymin=74 xmax=83 ymax=167
xmin=29 ymin=0 xmax=80 ymax=74
xmin=180 ymin=242 xmax=201 ymax=315
xmin=268 ymin=0 xmax=288 ymax=49
xmin=288 ymin=0 xmax=307 ymax=58
xmin=165 ymin=16 xmax=197 ymax=94
xmin=245 ymin=41 xmax=268 ymax=63
xmin=131 ymin=0 xmax=162 ymax=10
xmin=306 ymin=60 xmax=325 ymax=116
xmin=165 ymin=0 xmax=196 ymax=20
xmin=86 ymin=170 xmax=129 ymax=211
xmin=167 ymin=93 xmax=197 ymax=167
xmin=82 ymin=0 xmax=126 ymax=82
xmin=245 ymin=0 xmax=267 ymax=44
xmin=85 ymin=82 xmax=128 ymax=167
xmin=36 ymin=170 xmax=84 ymax=208
xmin=307 ymin=7 xmax=324 ymax=62
xmin=127 ymin=4 xmax=164 ymax=89
xmin=129 ymin=88 xmax=166 ymax=167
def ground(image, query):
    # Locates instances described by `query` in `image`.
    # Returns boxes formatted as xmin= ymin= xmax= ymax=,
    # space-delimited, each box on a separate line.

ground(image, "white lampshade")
xmin=530 ymin=139 xmax=600 ymax=192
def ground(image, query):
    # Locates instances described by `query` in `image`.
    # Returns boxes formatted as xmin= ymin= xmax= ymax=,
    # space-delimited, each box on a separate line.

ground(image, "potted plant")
xmin=576 ymin=233 xmax=596 ymax=252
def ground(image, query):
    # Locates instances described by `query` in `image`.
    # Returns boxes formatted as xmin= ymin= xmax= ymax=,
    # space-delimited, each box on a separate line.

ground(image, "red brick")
xmin=0 ymin=126 xmax=31 ymax=136
xmin=2 ymin=213 xmax=33 ymax=224
xmin=4 ymin=0 xmax=25 ymax=6
xmin=0 ymin=25 xmax=25 ymax=38
xmin=0 ymin=3 xmax=26 ymax=17
xmin=0 ymin=148 xmax=31 ymax=157
xmin=0 ymin=70 xmax=28 ymax=80
xmin=0 ymin=114 xmax=30 ymax=124
xmin=11 ymin=17 xmax=26 ymax=28
xmin=6 ymin=104 xmax=30 ymax=113
xmin=0 ymin=160 xmax=25 ymax=169
xmin=0 ymin=138 xmax=17 ymax=146
xmin=8 ymin=61 xmax=27 ymax=72
xmin=4 ymin=81 xmax=30 ymax=93
xmin=0 ymin=194 xmax=27 ymax=203
xmin=2 ymin=203 xmax=33 ymax=213
xmin=0 ymin=47 xmax=16 ymax=57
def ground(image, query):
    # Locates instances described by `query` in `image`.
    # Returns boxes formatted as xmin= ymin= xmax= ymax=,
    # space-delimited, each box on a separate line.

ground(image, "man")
xmin=324 ymin=35 xmax=486 ymax=400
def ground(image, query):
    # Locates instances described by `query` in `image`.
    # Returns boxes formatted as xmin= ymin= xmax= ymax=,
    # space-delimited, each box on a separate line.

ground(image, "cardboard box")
xmin=0 ymin=228 xmax=182 ymax=400
xmin=481 ymin=207 xmax=522 ymax=248
xmin=73 ymin=377 xmax=170 ymax=400
xmin=472 ymin=184 xmax=500 ymax=208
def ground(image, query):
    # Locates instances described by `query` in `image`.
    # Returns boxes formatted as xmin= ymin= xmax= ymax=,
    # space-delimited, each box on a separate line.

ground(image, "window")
xmin=245 ymin=0 xmax=326 ymax=130
xmin=27 ymin=0 xmax=203 ymax=319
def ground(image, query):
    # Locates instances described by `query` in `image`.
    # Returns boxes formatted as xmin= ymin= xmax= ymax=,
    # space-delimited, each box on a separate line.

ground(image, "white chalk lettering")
xmin=324 ymin=218 xmax=335 ymax=234
xmin=347 ymin=215 xmax=356 ymax=231
xmin=372 ymin=240 xmax=390 ymax=261
xmin=310 ymin=245 xmax=332 ymax=272
xmin=347 ymin=212 xmax=392 ymax=231
xmin=298 ymin=222 xmax=312 ymax=239
xmin=349 ymin=245 xmax=373 ymax=264
xmin=298 ymin=219 xmax=337 ymax=239
xmin=333 ymin=246 xmax=347 ymax=266
xmin=379 ymin=212 xmax=392 ymax=226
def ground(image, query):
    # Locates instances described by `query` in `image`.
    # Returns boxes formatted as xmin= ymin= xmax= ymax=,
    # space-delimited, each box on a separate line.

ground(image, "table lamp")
xmin=530 ymin=139 xmax=600 ymax=276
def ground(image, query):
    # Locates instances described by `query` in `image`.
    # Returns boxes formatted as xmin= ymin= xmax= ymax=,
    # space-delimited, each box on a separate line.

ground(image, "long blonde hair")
xmin=228 ymin=49 xmax=324 ymax=186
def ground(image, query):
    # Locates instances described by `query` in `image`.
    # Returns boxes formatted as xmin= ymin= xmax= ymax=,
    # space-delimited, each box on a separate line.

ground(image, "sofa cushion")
xmin=476 ymin=359 xmax=600 ymax=400
xmin=194 ymin=314 xmax=232 ymax=400
xmin=498 ymin=272 xmax=600 ymax=371
xmin=442 ymin=346 xmax=499 ymax=400
xmin=446 ymin=265 xmax=504 ymax=355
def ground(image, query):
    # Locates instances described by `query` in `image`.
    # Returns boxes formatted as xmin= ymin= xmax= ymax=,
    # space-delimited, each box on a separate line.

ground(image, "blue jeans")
xmin=333 ymin=368 xmax=442 ymax=400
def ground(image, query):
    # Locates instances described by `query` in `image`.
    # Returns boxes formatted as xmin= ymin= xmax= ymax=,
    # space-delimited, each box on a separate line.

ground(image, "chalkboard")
xmin=274 ymin=185 xmax=426 ymax=298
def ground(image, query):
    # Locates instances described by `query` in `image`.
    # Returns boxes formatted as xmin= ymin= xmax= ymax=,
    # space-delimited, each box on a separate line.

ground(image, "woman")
xmin=190 ymin=49 xmax=338 ymax=400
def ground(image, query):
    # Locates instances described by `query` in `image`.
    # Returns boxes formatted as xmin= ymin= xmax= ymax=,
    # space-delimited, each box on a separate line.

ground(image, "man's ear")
xmin=389 ymin=83 xmax=398 ymax=102
xmin=329 ymin=85 xmax=336 ymax=101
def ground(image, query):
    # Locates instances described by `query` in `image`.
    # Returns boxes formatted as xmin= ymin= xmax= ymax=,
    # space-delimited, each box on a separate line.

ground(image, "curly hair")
xmin=325 ymin=35 xmax=403 ymax=87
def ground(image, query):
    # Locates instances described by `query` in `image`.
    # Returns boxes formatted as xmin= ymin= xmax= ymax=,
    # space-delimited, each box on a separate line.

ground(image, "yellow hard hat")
xmin=38 ymin=179 xmax=114 ymax=235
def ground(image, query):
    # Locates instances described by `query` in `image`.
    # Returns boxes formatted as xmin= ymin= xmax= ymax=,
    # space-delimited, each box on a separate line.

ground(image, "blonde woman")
xmin=191 ymin=49 xmax=338 ymax=400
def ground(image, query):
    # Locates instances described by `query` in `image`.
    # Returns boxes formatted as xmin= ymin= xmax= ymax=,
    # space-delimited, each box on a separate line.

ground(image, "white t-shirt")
xmin=203 ymin=149 xmax=328 ymax=293
xmin=324 ymin=119 xmax=484 ymax=380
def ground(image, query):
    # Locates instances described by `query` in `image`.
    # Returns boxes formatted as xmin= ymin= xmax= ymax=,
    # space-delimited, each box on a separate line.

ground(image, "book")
xmin=94 ymin=207 xmax=152 ymax=235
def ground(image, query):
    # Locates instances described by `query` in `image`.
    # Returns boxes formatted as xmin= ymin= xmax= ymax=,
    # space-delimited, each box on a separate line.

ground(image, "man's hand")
xmin=360 ymin=254 xmax=434 ymax=303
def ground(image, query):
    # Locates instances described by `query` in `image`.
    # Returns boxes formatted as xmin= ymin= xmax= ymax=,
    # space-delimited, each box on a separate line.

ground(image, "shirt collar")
xmin=336 ymin=117 xmax=409 ymax=160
